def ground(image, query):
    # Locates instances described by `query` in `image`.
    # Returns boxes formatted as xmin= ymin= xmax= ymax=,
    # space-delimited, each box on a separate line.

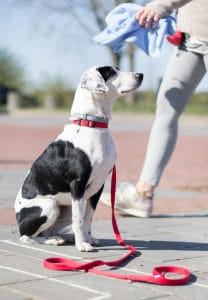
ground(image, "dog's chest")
xmin=57 ymin=124 xmax=117 ymax=175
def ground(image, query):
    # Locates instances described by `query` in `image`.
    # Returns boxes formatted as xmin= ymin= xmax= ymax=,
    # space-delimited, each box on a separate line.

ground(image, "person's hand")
xmin=136 ymin=7 xmax=159 ymax=29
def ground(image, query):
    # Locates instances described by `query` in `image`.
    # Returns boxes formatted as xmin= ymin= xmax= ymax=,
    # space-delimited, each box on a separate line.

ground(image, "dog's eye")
xmin=97 ymin=66 xmax=117 ymax=81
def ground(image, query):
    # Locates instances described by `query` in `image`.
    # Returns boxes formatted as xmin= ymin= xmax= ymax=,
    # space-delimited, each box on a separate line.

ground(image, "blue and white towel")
xmin=93 ymin=3 xmax=176 ymax=57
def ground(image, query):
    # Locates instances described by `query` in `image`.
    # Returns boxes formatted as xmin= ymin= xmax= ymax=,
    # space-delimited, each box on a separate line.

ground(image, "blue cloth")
xmin=93 ymin=3 xmax=176 ymax=57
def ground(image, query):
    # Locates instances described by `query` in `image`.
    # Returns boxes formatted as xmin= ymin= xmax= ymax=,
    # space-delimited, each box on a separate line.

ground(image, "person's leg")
xmin=203 ymin=53 xmax=208 ymax=71
xmin=101 ymin=49 xmax=206 ymax=217
xmin=137 ymin=49 xmax=206 ymax=199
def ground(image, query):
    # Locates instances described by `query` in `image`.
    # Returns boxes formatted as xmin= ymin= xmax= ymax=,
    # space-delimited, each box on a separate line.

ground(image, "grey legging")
xmin=139 ymin=48 xmax=208 ymax=186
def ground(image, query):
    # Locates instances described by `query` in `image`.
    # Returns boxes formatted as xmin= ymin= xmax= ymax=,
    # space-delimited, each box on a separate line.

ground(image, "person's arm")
xmin=136 ymin=0 xmax=192 ymax=28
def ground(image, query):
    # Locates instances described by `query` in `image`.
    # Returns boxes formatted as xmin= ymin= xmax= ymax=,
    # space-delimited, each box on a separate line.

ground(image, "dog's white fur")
xmin=15 ymin=66 xmax=143 ymax=252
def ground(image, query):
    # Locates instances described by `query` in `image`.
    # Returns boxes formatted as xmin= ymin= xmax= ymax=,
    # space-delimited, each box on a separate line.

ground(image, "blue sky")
xmin=0 ymin=0 xmax=208 ymax=91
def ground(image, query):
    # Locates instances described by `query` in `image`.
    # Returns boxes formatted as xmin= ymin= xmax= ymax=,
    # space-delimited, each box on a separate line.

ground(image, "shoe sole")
xmin=117 ymin=207 xmax=151 ymax=218
xmin=101 ymin=195 xmax=152 ymax=218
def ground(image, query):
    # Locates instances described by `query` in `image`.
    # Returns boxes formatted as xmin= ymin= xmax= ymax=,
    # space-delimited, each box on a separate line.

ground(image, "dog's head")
xmin=80 ymin=66 xmax=143 ymax=97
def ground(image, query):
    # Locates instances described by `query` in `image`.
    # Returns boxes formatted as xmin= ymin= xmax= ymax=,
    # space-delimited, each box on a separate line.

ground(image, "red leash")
xmin=167 ymin=31 xmax=184 ymax=46
xmin=44 ymin=166 xmax=191 ymax=285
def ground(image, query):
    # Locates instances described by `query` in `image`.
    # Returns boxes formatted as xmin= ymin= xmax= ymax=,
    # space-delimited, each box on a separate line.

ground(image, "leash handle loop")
xmin=43 ymin=165 xmax=191 ymax=285
xmin=43 ymin=257 xmax=190 ymax=285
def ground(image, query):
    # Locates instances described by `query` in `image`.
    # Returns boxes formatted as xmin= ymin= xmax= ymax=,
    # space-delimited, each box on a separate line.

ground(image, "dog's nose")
xmin=134 ymin=73 xmax=143 ymax=81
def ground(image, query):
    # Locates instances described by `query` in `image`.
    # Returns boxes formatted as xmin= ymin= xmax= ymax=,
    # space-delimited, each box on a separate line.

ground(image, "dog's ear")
xmin=80 ymin=70 xmax=109 ymax=94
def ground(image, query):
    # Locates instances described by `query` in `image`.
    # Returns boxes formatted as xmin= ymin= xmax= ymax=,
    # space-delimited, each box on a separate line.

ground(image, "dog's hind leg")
xmin=17 ymin=199 xmax=63 ymax=245
xmin=43 ymin=205 xmax=75 ymax=244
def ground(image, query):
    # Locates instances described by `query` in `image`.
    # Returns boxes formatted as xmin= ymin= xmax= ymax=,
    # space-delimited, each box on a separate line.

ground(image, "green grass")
xmin=184 ymin=93 xmax=208 ymax=114
xmin=1 ymin=91 xmax=208 ymax=115
xmin=113 ymin=91 xmax=156 ymax=113
xmin=113 ymin=92 xmax=208 ymax=115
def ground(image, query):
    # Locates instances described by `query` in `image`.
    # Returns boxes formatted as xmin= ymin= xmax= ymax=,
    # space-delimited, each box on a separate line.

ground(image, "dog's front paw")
xmin=76 ymin=241 xmax=94 ymax=252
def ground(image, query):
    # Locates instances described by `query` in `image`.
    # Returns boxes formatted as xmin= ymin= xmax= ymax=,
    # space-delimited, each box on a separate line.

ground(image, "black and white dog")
xmin=15 ymin=66 xmax=143 ymax=252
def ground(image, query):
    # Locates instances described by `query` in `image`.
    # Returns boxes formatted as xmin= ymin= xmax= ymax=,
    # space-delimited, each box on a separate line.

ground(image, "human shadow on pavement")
xmin=98 ymin=238 xmax=208 ymax=252
xmin=152 ymin=214 xmax=208 ymax=218
xmin=120 ymin=213 xmax=208 ymax=219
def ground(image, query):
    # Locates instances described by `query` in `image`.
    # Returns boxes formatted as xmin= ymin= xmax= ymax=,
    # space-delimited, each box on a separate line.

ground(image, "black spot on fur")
xmin=97 ymin=66 xmax=117 ymax=81
xmin=16 ymin=206 xmax=47 ymax=236
xmin=22 ymin=140 xmax=92 ymax=200
xmin=89 ymin=185 xmax=104 ymax=210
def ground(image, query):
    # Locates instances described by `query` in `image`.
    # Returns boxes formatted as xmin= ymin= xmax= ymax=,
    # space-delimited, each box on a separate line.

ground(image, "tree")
xmin=36 ymin=75 xmax=74 ymax=108
xmin=48 ymin=0 xmax=148 ymax=70
xmin=0 ymin=48 xmax=25 ymax=90
xmin=0 ymin=48 xmax=25 ymax=104
xmin=14 ymin=0 xmax=151 ymax=103
xmin=15 ymin=0 xmax=136 ymax=69
xmin=16 ymin=0 xmax=138 ymax=102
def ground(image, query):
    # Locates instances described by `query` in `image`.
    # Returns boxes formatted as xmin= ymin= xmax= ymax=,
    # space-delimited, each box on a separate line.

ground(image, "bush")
xmin=9 ymin=85 xmax=208 ymax=114
xmin=0 ymin=48 xmax=25 ymax=90
xmin=113 ymin=91 xmax=208 ymax=115
xmin=185 ymin=92 xmax=208 ymax=114
xmin=34 ymin=76 xmax=75 ymax=109
xmin=113 ymin=91 xmax=156 ymax=113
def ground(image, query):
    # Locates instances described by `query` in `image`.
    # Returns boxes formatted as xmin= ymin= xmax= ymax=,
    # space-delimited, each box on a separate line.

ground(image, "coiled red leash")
xmin=44 ymin=166 xmax=191 ymax=285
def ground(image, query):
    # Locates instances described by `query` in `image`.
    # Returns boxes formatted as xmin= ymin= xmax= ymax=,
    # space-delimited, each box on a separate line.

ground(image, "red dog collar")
xmin=73 ymin=119 xmax=108 ymax=128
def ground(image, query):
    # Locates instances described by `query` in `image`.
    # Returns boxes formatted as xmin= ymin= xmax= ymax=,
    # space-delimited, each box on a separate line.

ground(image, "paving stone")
xmin=0 ymin=113 xmax=208 ymax=299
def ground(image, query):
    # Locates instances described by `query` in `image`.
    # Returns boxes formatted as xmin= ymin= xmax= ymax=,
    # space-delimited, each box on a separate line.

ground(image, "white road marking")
xmin=1 ymin=239 xmax=208 ymax=290
xmin=122 ymin=267 xmax=208 ymax=289
xmin=0 ymin=239 xmax=111 ymax=299
xmin=1 ymin=239 xmax=80 ymax=259
xmin=0 ymin=266 xmax=110 ymax=300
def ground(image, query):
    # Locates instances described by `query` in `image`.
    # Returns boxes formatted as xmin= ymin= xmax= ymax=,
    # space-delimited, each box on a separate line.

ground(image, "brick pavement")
xmin=0 ymin=111 xmax=208 ymax=299
xmin=0 ymin=213 xmax=208 ymax=299
xmin=0 ymin=112 xmax=208 ymax=224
